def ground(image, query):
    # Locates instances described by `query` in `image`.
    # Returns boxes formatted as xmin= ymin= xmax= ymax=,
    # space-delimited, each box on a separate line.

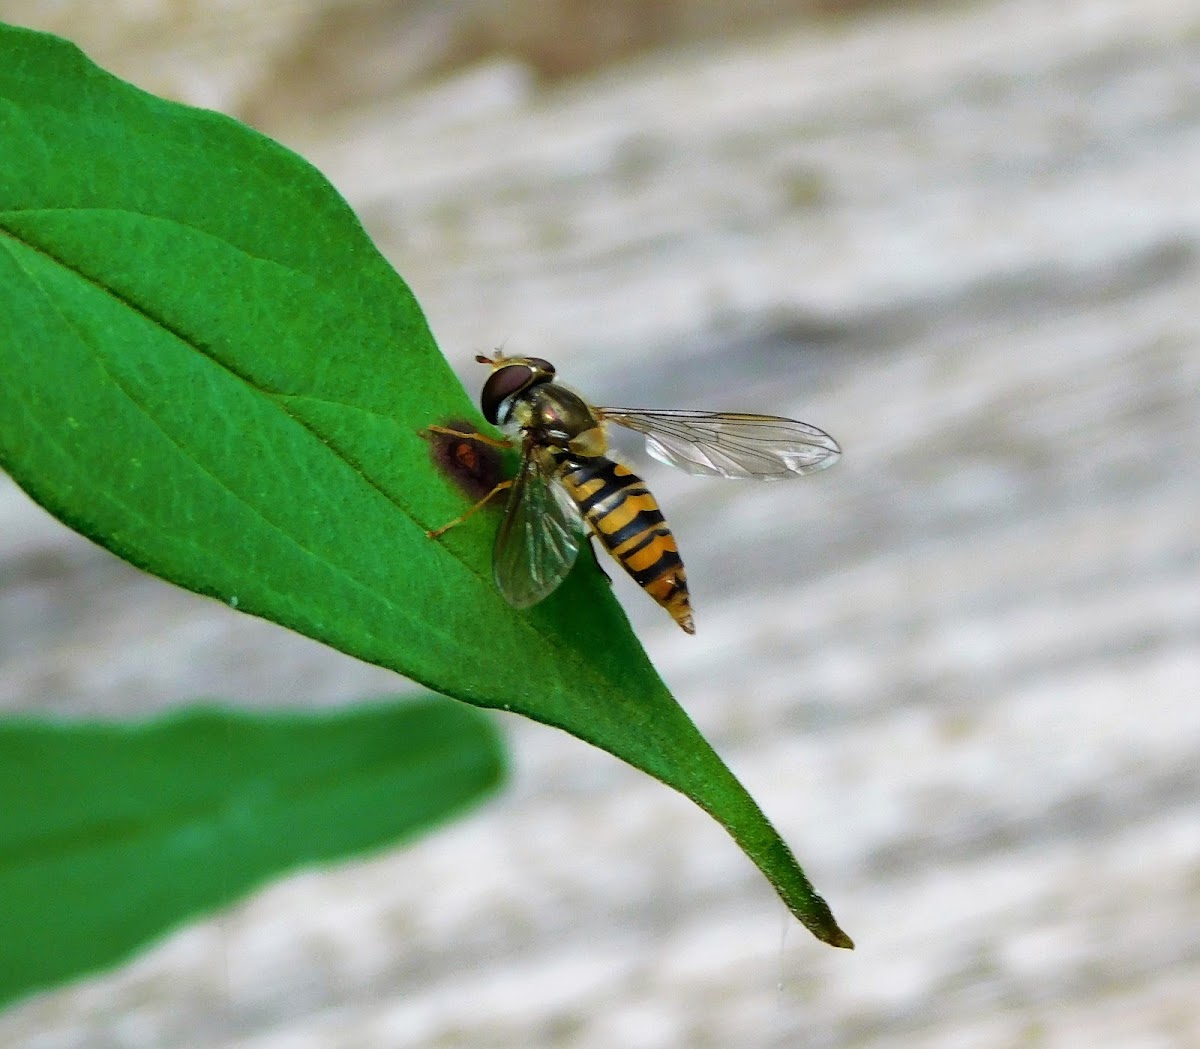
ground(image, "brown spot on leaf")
xmin=427 ymin=419 xmax=509 ymax=502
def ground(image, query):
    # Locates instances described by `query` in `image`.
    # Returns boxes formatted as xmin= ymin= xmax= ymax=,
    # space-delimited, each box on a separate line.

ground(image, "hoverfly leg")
xmin=426 ymin=480 xmax=513 ymax=539
xmin=418 ymin=425 xmax=514 ymax=449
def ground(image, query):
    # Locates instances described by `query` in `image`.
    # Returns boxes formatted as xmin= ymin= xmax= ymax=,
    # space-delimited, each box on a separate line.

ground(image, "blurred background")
xmin=2 ymin=0 xmax=1199 ymax=1046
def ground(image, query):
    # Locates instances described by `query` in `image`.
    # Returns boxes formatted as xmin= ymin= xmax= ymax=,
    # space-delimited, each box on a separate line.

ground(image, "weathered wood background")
xmin=2 ymin=0 xmax=1198 ymax=1045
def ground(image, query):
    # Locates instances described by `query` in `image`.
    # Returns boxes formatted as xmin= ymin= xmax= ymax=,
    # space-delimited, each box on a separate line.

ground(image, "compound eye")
xmin=480 ymin=364 xmax=533 ymax=423
xmin=525 ymin=357 xmax=556 ymax=378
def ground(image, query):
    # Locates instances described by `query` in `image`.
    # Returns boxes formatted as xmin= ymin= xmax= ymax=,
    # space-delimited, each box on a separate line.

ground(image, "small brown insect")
xmin=425 ymin=353 xmax=840 ymax=633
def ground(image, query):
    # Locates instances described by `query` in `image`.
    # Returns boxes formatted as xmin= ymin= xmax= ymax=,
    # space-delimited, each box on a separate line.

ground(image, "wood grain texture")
xmin=2 ymin=0 xmax=1198 ymax=1045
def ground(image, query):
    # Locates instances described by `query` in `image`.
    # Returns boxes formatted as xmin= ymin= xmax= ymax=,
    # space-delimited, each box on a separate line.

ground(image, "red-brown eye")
xmin=525 ymin=357 xmax=556 ymax=377
xmin=481 ymin=364 xmax=533 ymax=423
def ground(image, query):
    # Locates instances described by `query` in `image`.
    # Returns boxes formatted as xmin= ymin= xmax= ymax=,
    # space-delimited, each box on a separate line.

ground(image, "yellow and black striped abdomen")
xmin=557 ymin=455 xmax=694 ymax=634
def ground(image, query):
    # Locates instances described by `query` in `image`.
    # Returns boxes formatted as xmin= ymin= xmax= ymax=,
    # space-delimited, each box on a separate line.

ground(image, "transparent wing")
xmin=597 ymin=408 xmax=841 ymax=480
xmin=493 ymin=448 xmax=582 ymax=608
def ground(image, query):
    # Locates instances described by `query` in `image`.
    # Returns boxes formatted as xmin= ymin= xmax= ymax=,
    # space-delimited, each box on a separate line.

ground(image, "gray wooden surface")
xmin=2 ymin=0 xmax=1199 ymax=1046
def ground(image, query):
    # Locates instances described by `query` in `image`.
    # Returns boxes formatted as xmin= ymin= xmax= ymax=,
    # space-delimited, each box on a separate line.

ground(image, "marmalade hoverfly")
xmin=424 ymin=352 xmax=840 ymax=633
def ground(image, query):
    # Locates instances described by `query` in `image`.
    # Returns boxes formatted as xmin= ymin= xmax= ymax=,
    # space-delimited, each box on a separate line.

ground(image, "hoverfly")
xmin=424 ymin=352 xmax=840 ymax=633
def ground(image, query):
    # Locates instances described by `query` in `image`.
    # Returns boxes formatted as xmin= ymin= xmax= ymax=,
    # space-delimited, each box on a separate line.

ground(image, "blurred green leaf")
xmin=0 ymin=697 xmax=506 ymax=1008
xmin=0 ymin=22 xmax=849 ymax=947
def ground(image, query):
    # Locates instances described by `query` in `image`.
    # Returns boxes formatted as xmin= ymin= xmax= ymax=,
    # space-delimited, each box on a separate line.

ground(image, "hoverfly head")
xmin=479 ymin=354 xmax=557 ymax=424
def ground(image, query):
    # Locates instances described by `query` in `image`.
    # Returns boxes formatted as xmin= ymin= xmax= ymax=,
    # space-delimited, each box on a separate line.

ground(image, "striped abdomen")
xmin=556 ymin=454 xmax=694 ymax=634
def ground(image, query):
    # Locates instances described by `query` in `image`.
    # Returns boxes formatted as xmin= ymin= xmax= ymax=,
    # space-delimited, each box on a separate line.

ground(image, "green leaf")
xmin=0 ymin=22 xmax=850 ymax=947
xmin=0 ymin=697 xmax=506 ymax=1008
